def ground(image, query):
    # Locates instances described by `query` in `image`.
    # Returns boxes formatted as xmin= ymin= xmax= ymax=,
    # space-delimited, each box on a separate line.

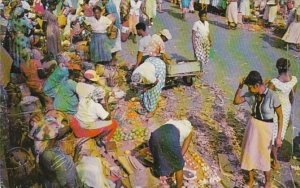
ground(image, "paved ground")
xmin=121 ymin=2 xmax=300 ymax=134
xmin=119 ymin=1 xmax=300 ymax=186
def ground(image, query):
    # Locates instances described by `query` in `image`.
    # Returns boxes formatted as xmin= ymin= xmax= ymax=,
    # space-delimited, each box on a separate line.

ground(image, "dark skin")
xmin=192 ymin=13 xmax=212 ymax=53
xmin=135 ymin=27 xmax=147 ymax=67
xmin=233 ymin=78 xmax=283 ymax=188
xmin=268 ymin=67 xmax=297 ymax=170
xmin=159 ymin=35 xmax=173 ymax=64
xmin=165 ymin=132 xmax=193 ymax=188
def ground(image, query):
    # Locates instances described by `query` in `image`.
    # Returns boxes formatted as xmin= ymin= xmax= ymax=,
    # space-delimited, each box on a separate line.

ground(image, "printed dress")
xmin=140 ymin=57 xmax=166 ymax=112
xmin=192 ymin=20 xmax=210 ymax=65
xmin=271 ymin=76 xmax=298 ymax=143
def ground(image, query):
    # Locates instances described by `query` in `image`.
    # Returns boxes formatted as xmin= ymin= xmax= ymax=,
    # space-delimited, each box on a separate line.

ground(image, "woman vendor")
xmin=131 ymin=56 xmax=166 ymax=118
xmin=70 ymin=88 xmax=118 ymax=146
xmin=85 ymin=6 xmax=115 ymax=65
xmin=149 ymin=119 xmax=193 ymax=188
xmin=233 ymin=71 xmax=283 ymax=188
xmin=192 ymin=10 xmax=211 ymax=65
xmin=20 ymin=48 xmax=52 ymax=109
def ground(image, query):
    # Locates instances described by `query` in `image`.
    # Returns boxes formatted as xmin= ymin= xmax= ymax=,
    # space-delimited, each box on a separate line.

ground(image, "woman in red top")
xmin=20 ymin=48 xmax=52 ymax=109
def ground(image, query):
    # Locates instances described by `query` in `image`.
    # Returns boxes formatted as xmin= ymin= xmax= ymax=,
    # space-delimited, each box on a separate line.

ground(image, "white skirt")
xmin=240 ymin=0 xmax=251 ymax=16
xmin=241 ymin=117 xmax=273 ymax=171
xmin=263 ymin=4 xmax=278 ymax=23
xmin=282 ymin=21 xmax=300 ymax=44
xmin=226 ymin=2 xmax=238 ymax=23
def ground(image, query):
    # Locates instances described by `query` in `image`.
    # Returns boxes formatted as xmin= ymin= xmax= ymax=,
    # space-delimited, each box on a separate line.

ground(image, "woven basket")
xmin=6 ymin=147 xmax=35 ymax=182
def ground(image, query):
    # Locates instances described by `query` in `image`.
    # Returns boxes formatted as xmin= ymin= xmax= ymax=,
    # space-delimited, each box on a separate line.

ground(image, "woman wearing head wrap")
xmin=131 ymin=56 xmax=166 ymax=117
xmin=192 ymin=10 xmax=211 ymax=65
xmin=233 ymin=71 xmax=283 ymax=188
xmin=268 ymin=58 xmax=297 ymax=170
xmin=70 ymin=87 xmax=118 ymax=142
xmin=20 ymin=48 xmax=52 ymax=109
xmin=29 ymin=113 xmax=82 ymax=187
xmin=43 ymin=4 xmax=62 ymax=56
xmin=6 ymin=6 xmax=33 ymax=69
xmin=43 ymin=55 xmax=79 ymax=115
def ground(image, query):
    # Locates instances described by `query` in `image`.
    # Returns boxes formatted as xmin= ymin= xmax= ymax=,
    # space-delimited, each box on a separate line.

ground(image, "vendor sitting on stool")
xmin=69 ymin=87 xmax=118 ymax=146
xmin=149 ymin=119 xmax=193 ymax=188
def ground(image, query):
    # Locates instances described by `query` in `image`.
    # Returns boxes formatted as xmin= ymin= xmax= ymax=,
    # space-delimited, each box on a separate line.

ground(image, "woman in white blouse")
xmin=192 ymin=10 xmax=211 ymax=65
xmin=85 ymin=6 xmax=115 ymax=64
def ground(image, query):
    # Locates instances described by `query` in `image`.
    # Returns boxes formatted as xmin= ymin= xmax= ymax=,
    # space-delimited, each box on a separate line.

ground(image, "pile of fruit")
xmin=112 ymin=127 xmax=149 ymax=142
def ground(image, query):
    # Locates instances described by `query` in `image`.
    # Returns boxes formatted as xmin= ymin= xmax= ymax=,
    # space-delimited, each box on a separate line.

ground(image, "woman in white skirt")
xmin=269 ymin=58 xmax=297 ymax=170
xmin=240 ymin=0 xmax=251 ymax=22
xmin=282 ymin=6 xmax=300 ymax=51
xmin=234 ymin=71 xmax=283 ymax=188
xmin=263 ymin=0 xmax=278 ymax=26
xmin=145 ymin=0 xmax=157 ymax=26
xmin=199 ymin=0 xmax=210 ymax=12
xmin=226 ymin=0 xmax=238 ymax=29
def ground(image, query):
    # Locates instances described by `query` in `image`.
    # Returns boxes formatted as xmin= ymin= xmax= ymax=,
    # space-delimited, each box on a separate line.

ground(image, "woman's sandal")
xmin=136 ymin=108 xmax=147 ymax=115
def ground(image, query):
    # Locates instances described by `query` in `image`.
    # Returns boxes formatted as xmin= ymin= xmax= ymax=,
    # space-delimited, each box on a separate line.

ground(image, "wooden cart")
xmin=165 ymin=60 xmax=202 ymax=87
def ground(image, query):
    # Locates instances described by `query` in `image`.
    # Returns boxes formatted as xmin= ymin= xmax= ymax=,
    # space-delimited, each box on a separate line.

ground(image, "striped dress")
xmin=39 ymin=147 xmax=81 ymax=187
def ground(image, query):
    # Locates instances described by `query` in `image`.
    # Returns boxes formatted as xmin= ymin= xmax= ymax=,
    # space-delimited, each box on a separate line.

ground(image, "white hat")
xmin=159 ymin=29 xmax=172 ymax=40
xmin=84 ymin=69 xmax=100 ymax=82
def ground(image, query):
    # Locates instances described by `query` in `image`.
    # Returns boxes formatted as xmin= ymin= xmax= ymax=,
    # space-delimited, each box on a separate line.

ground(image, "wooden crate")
xmin=167 ymin=60 xmax=201 ymax=76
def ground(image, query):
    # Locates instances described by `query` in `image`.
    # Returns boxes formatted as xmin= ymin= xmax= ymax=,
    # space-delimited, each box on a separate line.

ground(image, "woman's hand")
xmin=238 ymin=77 xmax=245 ymax=89
xmin=275 ymin=136 xmax=282 ymax=148
xmin=233 ymin=77 xmax=246 ymax=105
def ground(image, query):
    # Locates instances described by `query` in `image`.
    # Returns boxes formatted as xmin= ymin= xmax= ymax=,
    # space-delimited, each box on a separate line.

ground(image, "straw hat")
xmin=159 ymin=29 xmax=172 ymax=40
xmin=84 ymin=69 xmax=100 ymax=82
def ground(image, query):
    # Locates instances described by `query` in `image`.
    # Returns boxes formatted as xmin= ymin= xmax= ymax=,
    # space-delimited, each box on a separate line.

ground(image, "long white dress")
xmin=226 ymin=1 xmax=238 ymax=24
xmin=240 ymin=0 xmax=251 ymax=16
xmin=282 ymin=21 xmax=300 ymax=44
xmin=271 ymin=76 xmax=298 ymax=144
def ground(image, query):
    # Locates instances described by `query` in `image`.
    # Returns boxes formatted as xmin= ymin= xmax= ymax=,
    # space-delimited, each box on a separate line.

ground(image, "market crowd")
xmin=0 ymin=0 xmax=298 ymax=187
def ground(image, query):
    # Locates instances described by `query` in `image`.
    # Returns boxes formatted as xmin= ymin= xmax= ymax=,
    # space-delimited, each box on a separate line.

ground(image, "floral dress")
xmin=7 ymin=12 xmax=33 ymax=68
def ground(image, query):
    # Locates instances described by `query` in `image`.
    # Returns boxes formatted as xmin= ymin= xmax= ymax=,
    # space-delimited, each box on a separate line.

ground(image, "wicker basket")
xmin=6 ymin=147 xmax=35 ymax=184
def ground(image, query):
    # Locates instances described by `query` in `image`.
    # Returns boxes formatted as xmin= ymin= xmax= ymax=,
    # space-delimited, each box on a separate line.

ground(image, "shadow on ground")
xmin=278 ymin=139 xmax=293 ymax=162
xmin=170 ymin=53 xmax=189 ymax=60
xmin=293 ymin=133 xmax=300 ymax=160
xmin=166 ymin=8 xmax=183 ymax=20
xmin=260 ymin=33 xmax=286 ymax=49
xmin=209 ymin=20 xmax=229 ymax=30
